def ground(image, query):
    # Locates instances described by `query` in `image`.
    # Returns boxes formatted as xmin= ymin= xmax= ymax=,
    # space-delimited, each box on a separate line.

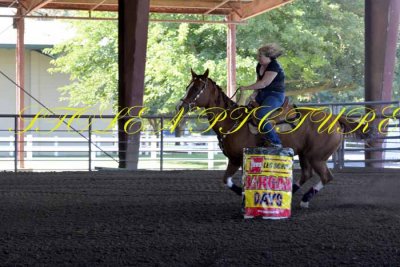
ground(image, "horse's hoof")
xmin=300 ymin=201 xmax=309 ymax=208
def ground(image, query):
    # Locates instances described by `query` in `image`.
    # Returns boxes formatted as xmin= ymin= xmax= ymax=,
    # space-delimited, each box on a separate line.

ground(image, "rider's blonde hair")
xmin=258 ymin=43 xmax=283 ymax=59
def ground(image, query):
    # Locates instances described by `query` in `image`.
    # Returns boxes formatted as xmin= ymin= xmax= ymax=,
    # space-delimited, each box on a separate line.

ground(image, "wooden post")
xmin=226 ymin=14 xmax=237 ymax=100
xmin=15 ymin=7 xmax=25 ymax=169
xmin=365 ymin=0 xmax=400 ymax=167
xmin=118 ymin=0 xmax=150 ymax=169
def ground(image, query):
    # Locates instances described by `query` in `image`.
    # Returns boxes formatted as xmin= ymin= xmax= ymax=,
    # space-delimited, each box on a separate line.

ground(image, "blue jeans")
xmin=256 ymin=91 xmax=285 ymax=144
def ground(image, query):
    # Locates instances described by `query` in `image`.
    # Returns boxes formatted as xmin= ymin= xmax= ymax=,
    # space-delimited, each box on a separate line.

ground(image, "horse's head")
xmin=176 ymin=69 xmax=211 ymax=114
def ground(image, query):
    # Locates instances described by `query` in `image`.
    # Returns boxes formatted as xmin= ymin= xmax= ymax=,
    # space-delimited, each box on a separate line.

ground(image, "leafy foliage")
xmin=235 ymin=0 xmax=366 ymax=102
xmin=45 ymin=13 xmax=118 ymax=109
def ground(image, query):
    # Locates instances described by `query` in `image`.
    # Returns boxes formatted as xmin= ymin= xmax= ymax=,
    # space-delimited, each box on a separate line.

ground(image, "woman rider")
xmin=239 ymin=43 xmax=286 ymax=148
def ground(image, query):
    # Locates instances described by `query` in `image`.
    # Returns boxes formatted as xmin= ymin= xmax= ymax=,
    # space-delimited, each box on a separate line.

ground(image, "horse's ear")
xmin=191 ymin=68 xmax=197 ymax=79
xmin=203 ymin=69 xmax=209 ymax=79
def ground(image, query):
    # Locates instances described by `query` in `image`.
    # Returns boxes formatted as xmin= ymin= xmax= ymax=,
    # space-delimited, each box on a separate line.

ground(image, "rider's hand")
xmin=239 ymin=86 xmax=247 ymax=91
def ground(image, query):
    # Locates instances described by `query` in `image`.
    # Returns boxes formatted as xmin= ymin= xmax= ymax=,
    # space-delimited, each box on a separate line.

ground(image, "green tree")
xmin=45 ymin=15 xmax=118 ymax=109
xmin=46 ymin=0 xmax=398 ymax=114
xmin=46 ymin=15 xmax=229 ymax=115
xmin=235 ymin=0 xmax=366 ymax=102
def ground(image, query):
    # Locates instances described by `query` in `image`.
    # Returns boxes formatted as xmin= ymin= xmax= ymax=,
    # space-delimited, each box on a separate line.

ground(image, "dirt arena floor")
xmin=0 ymin=168 xmax=399 ymax=266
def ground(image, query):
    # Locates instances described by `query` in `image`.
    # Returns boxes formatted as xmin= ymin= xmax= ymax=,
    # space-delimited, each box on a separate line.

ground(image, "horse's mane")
xmin=207 ymin=78 xmax=239 ymax=110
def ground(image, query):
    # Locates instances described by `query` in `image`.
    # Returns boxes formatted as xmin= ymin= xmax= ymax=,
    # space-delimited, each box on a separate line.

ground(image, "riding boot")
xmin=262 ymin=134 xmax=269 ymax=146
xmin=257 ymin=134 xmax=268 ymax=147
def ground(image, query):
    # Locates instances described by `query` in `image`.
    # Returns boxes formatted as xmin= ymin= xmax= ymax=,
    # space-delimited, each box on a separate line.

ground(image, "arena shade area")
xmin=0 ymin=168 xmax=399 ymax=266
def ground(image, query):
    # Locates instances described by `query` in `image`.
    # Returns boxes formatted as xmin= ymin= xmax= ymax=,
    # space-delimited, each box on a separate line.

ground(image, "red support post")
xmin=365 ymin=0 xmax=400 ymax=168
xmin=118 ymin=0 xmax=150 ymax=169
xmin=227 ymin=14 xmax=237 ymax=100
xmin=15 ymin=7 xmax=25 ymax=169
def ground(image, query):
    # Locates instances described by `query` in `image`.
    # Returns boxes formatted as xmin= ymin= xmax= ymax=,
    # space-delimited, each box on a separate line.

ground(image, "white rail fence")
xmin=0 ymin=134 xmax=224 ymax=171
xmin=1 ymin=134 xmax=400 ymax=171
xmin=1 ymin=100 xmax=400 ymax=171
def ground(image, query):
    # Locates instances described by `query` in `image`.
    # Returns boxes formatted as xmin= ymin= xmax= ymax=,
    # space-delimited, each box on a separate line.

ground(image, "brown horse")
xmin=177 ymin=69 xmax=369 ymax=208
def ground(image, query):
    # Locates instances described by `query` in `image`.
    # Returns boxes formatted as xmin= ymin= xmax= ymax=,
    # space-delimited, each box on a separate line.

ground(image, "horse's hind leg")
xmin=223 ymin=160 xmax=242 ymax=196
xmin=300 ymin=160 xmax=333 ymax=208
xmin=293 ymin=154 xmax=313 ymax=194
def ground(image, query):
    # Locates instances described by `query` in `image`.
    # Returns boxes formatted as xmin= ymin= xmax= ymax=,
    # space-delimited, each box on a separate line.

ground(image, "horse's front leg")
xmin=293 ymin=154 xmax=313 ymax=194
xmin=223 ymin=160 xmax=242 ymax=195
xmin=300 ymin=160 xmax=333 ymax=208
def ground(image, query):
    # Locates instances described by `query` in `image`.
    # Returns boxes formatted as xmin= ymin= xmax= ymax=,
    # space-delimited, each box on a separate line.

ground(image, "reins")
xmin=228 ymin=87 xmax=242 ymax=104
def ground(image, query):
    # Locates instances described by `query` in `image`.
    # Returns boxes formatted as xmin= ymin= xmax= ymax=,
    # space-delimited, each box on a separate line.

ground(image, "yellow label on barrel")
xmin=244 ymin=190 xmax=292 ymax=209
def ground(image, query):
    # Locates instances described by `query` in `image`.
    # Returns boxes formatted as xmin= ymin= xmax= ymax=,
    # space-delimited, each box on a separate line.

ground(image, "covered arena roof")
xmin=0 ymin=0 xmax=293 ymax=20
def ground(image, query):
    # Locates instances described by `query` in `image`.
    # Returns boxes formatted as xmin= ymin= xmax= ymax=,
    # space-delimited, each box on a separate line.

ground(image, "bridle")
xmin=179 ymin=78 xmax=208 ymax=110
xmin=179 ymin=77 xmax=242 ymax=152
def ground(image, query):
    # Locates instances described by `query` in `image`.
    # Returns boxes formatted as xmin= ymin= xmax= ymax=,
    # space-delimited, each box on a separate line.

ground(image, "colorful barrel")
xmin=242 ymin=147 xmax=294 ymax=219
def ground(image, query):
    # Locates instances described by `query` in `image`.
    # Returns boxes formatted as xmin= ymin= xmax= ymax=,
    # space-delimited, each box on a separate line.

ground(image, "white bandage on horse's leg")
xmin=226 ymin=177 xmax=234 ymax=188
xmin=301 ymin=181 xmax=324 ymax=204
xmin=314 ymin=181 xmax=324 ymax=191
xmin=227 ymin=177 xmax=243 ymax=195
xmin=300 ymin=181 xmax=325 ymax=207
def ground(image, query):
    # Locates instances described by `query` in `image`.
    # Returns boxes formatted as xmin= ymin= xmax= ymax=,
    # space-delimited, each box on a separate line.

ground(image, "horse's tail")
xmin=337 ymin=116 xmax=374 ymax=140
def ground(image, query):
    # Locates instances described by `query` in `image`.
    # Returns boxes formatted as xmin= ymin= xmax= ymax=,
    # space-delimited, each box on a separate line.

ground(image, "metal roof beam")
xmin=90 ymin=0 xmax=107 ymax=11
xmin=24 ymin=0 xmax=53 ymax=15
xmin=150 ymin=0 xmax=249 ymax=9
xmin=204 ymin=0 xmax=230 ymax=15
xmin=0 ymin=0 xmax=293 ymax=18
xmin=231 ymin=0 xmax=293 ymax=21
